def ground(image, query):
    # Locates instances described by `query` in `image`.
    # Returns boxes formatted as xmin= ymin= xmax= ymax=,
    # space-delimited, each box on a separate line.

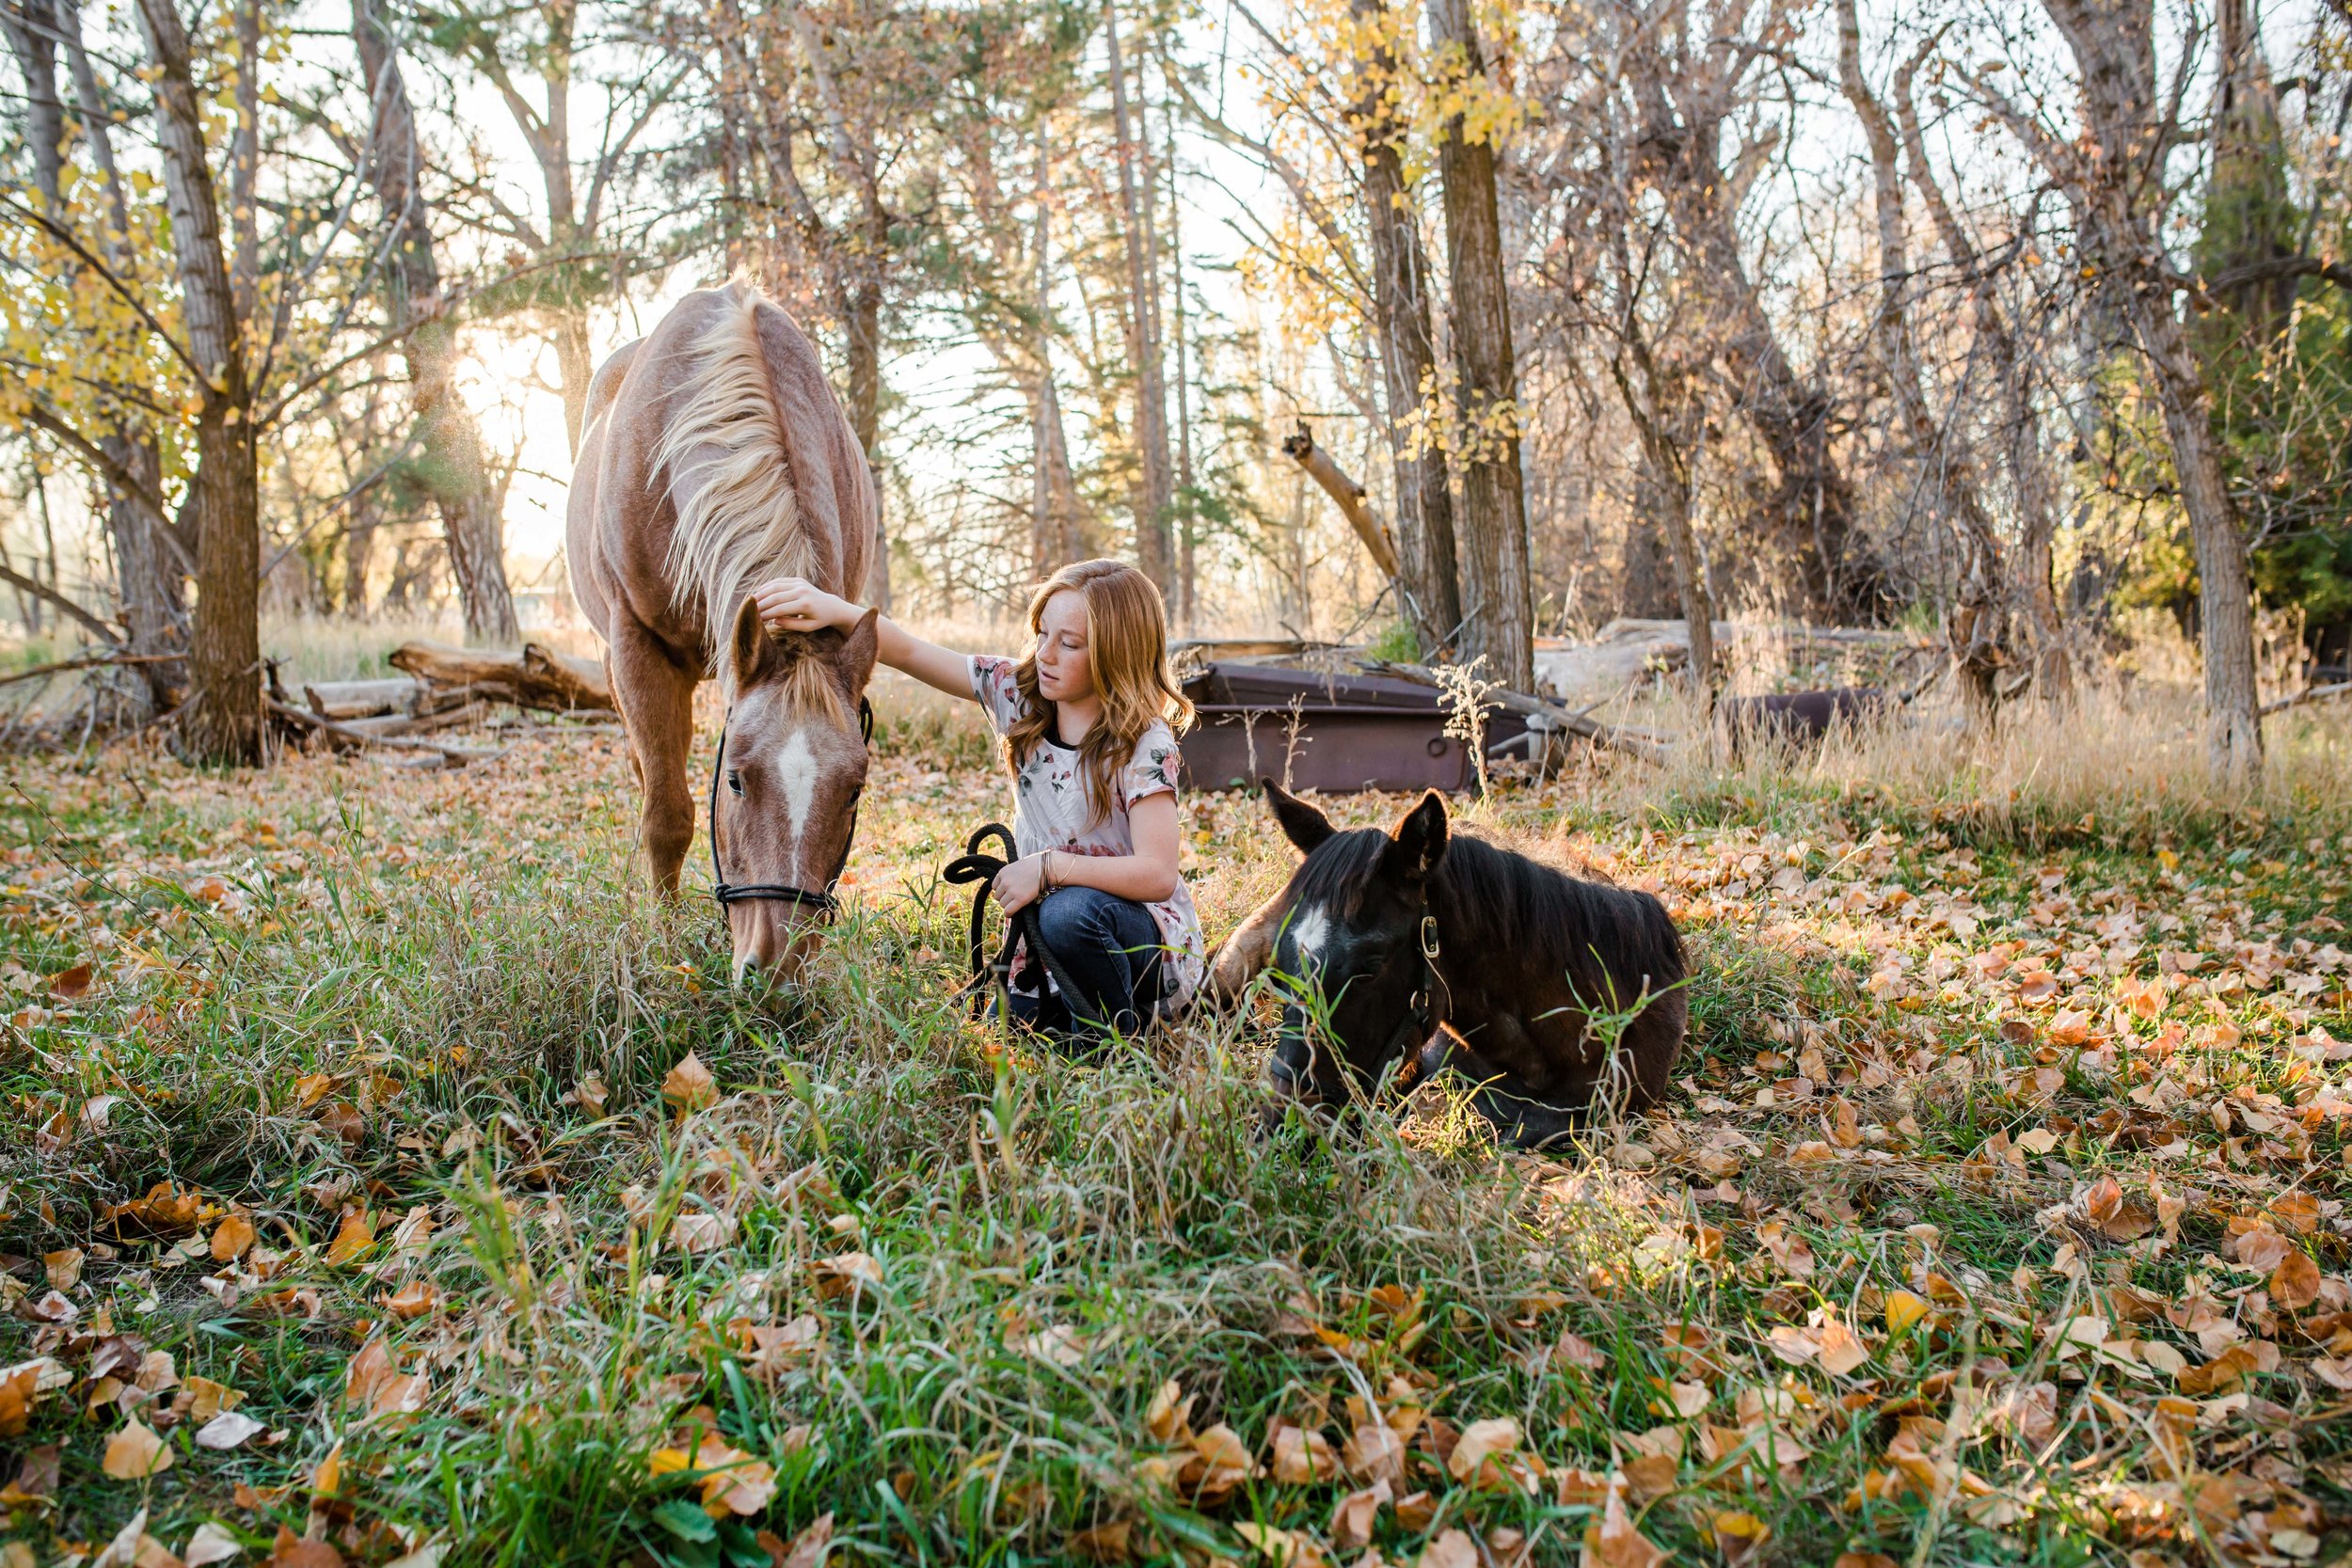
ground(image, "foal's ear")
xmin=1263 ymin=778 xmax=1335 ymax=855
xmin=834 ymin=607 xmax=881 ymax=694
xmin=1382 ymin=790 xmax=1450 ymax=881
xmin=729 ymin=594 xmax=777 ymax=688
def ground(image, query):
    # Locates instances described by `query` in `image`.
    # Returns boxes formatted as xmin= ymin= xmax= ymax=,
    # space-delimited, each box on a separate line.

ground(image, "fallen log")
xmin=388 ymin=641 xmax=612 ymax=712
xmin=303 ymin=677 xmax=419 ymax=720
xmin=1356 ymin=657 xmax=1668 ymax=764
xmin=265 ymin=696 xmax=503 ymax=768
xmin=2264 ymin=680 xmax=2351 ymax=716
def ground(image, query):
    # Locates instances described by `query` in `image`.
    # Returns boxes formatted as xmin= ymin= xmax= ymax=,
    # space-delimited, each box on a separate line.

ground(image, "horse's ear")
xmin=729 ymin=594 xmax=775 ymax=687
xmin=834 ymin=607 xmax=881 ymax=694
xmin=1263 ymin=778 xmax=1334 ymax=855
xmin=1382 ymin=790 xmax=1450 ymax=881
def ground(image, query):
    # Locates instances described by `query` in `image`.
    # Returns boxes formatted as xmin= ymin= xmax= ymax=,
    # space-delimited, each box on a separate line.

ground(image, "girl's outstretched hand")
xmin=753 ymin=577 xmax=855 ymax=634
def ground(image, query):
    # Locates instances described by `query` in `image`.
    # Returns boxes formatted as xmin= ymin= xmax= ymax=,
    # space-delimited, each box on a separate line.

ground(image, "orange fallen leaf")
xmin=2271 ymin=1250 xmax=2322 ymax=1311
xmin=662 ymin=1051 xmax=717 ymax=1113
xmin=212 ymin=1212 xmax=258 ymax=1262
xmin=324 ymin=1210 xmax=373 ymax=1266
xmin=49 ymin=963 xmax=92 ymax=999
xmin=103 ymin=1417 xmax=173 ymax=1479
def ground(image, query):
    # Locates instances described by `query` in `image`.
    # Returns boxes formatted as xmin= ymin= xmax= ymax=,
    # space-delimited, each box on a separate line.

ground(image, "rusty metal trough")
xmin=1178 ymin=662 xmax=1530 ymax=794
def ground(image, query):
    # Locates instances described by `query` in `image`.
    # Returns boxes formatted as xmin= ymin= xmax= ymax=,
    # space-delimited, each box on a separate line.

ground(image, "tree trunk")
xmin=136 ymin=0 xmax=262 ymax=763
xmin=1104 ymin=0 xmax=1175 ymax=596
xmin=2029 ymin=0 xmax=2263 ymax=775
xmin=846 ymin=278 xmax=891 ymax=614
xmin=1892 ymin=55 xmax=2069 ymax=697
xmin=1166 ymin=101 xmax=1198 ymax=631
xmin=1 ymin=0 xmax=65 ymax=210
xmin=2138 ymin=301 xmax=2265 ymax=778
xmin=59 ymin=0 xmax=187 ymax=712
xmin=1350 ymin=0 xmax=1460 ymax=654
xmin=554 ymin=309 xmax=596 ymax=457
xmin=1426 ymin=0 xmax=1532 ymax=689
xmin=353 ymin=0 xmax=517 ymax=644
xmin=1836 ymin=0 xmax=2003 ymax=717
xmin=1027 ymin=135 xmax=1086 ymax=582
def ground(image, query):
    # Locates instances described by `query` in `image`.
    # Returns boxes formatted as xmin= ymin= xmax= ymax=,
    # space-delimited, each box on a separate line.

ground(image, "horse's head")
xmin=1258 ymin=780 xmax=1451 ymax=1110
xmin=714 ymin=595 xmax=881 ymax=983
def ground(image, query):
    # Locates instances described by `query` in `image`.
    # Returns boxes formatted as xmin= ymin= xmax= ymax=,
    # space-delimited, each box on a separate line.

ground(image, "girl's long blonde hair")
xmin=1007 ymin=560 xmax=1194 ymax=827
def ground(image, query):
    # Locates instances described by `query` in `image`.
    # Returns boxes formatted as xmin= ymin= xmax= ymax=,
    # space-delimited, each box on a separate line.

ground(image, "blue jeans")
xmin=1010 ymin=887 xmax=1167 ymax=1039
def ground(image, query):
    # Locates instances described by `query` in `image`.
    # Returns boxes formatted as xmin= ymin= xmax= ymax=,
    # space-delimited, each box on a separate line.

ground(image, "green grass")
xmin=4 ymin=698 xmax=2350 ymax=1567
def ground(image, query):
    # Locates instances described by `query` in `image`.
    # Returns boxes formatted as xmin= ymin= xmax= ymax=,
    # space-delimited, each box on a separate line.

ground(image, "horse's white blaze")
xmin=773 ymin=728 xmax=819 ymax=872
xmin=1292 ymin=905 xmax=1330 ymax=963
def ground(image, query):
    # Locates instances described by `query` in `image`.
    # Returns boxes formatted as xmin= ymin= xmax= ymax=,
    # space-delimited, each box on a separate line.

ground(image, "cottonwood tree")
xmin=1836 ymin=0 xmax=2009 ymax=713
xmin=424 ymin=0 xmax=680 ymax=455
xmin=1425 ymin=0 xmax=1532 ymax=687
xmin=353 ymin=0 xmax=516 ymax=643
xmin=1968 ymin=0 xmax=2274 ymax=775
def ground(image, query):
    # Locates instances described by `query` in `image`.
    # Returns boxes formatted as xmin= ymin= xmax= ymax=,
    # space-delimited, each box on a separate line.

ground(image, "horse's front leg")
xmin=608 ymin=620 xmax=702 ymax=895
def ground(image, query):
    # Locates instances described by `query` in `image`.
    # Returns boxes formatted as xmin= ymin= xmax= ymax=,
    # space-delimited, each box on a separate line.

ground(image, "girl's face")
xmin=1035 ymin=590 xmax=1095 ymax=704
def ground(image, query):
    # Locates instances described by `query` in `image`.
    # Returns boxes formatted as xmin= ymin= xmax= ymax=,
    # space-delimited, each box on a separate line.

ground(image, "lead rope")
xmin=940 ymin=823 xmax=1107 ymax=1033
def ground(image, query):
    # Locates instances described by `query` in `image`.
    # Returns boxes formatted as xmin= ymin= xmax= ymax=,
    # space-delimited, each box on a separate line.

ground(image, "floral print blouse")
xmin=968 ymin=655 xmax=1206 ymax=1014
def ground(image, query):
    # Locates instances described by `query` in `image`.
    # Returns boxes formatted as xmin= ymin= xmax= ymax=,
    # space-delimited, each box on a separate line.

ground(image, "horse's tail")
xmin=652 ymin=282 xmax=812 ymax=666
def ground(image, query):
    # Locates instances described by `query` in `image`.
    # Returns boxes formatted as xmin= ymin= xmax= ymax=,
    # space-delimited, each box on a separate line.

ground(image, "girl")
xmin=752 ymin=559 xmax=1203 ymax=1037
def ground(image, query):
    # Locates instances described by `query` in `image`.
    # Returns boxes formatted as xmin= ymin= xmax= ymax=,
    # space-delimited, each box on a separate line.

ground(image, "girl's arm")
xmin=994 ymin=792 xmax=1182 ymax=911
xmin=751 ymin=577 xmax=973 ymax=700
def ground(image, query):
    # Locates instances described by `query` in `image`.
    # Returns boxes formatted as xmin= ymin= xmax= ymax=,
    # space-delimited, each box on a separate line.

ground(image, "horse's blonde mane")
xmin=651 ymin=284 xmax=815 ymax=689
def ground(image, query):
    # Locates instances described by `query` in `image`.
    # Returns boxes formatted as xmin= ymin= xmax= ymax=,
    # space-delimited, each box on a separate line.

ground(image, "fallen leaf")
xmin=1014 ymin=1323 xmax=1089 ymax=1368
xmin=262 ymin=1528 xmax=343 ymax=1567
xmin=103 ymin=1417 xmax=174 ymax=1479
xmin=1235 ymin=1523 xmax=1325 ymax=1566
xmin=671 ymin=1212 xmax=738 ymax=1255
xmin=1818 ymin=1321 xmax=1869 ymax=1376
xmin=575 ymin=1072 xmax=609 ymax=1113
xmin=1269 ymin=1420 xmax=1339 ymax=1484
xmin=184 ymin=1376 xmax=244 ymax=1422
xmin=1415 ymin=1529 xmax=1478 ymax=1568
xmin=1758 ymin=1221 xmax=1815 ymax=1280
xmin=1329 ymin=1480 xmax=1390 ymax=1549
xmin=324 ymin=1210 xmax=373 ymax=1267
xmin=183 ymin=1523 xmax=244 ymax=1567
xmin=1709 ymin=1511 xmax=1771 ymax=1566
xmin=1342 ymin=1416 xmax=1407 ymax=1484
xmin=1144 ymin=1379 xmax=1194 ymax=1444
xmin=211 ymin=1213 xmax=258 ymax=1262
xmin=1584 ymin=1485 xmax=1668 ymax=1568
xmin=810 ymin=1252 xmax=881 ymax=1301
xmin=379 ymin=1280 xmax=437 ymax=1321
xmin=1446 ymin=1415 xmax=1522 ymax=1487
xmin=1065 ymin=1520 xmax=1132 ymax=1562
xmin=662 ymin=1051 xmax=717 ymax=1113
xmin=765 ymin=1511 xmax=831 ymax=1568
xmin=1885 ymin=1291 xmax=1933 ymax=1335
xmin=2271 ymin=1251 xmax=2321 ymax=1311
xmin=49 ymin=962 xmax=92 ymax=999
xmin=0 ymin=1444 xmax=59 ymax=1507
xmin=198 ymin=1410 xmax=267 ymax=1449
xmin=43 ymin=1247 xmax=84 ymax=1291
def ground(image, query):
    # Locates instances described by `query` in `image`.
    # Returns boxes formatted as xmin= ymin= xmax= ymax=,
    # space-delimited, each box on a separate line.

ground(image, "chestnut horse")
xmin=567 ymin=280 xmax=880 ymax=979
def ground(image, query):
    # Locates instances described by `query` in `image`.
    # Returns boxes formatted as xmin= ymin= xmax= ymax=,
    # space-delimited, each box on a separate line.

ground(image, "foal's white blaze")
xmin=1291 ymin=904 xmax=1330 ymax=965
xmin=773 ymin=728 xmax=819 ymax=868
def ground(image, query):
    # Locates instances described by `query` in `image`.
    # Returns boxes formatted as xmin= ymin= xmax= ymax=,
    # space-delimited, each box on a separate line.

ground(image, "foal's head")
xmin=714 ymin=595 xmax=881 ymax=982
xmin=1259 ymin=781 xmax=1452 ymax=1109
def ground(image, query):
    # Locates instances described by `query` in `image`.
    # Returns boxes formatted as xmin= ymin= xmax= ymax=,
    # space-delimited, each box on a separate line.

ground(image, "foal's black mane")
xmin=1293 ymin=827 xmax=1685 ymax=1002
